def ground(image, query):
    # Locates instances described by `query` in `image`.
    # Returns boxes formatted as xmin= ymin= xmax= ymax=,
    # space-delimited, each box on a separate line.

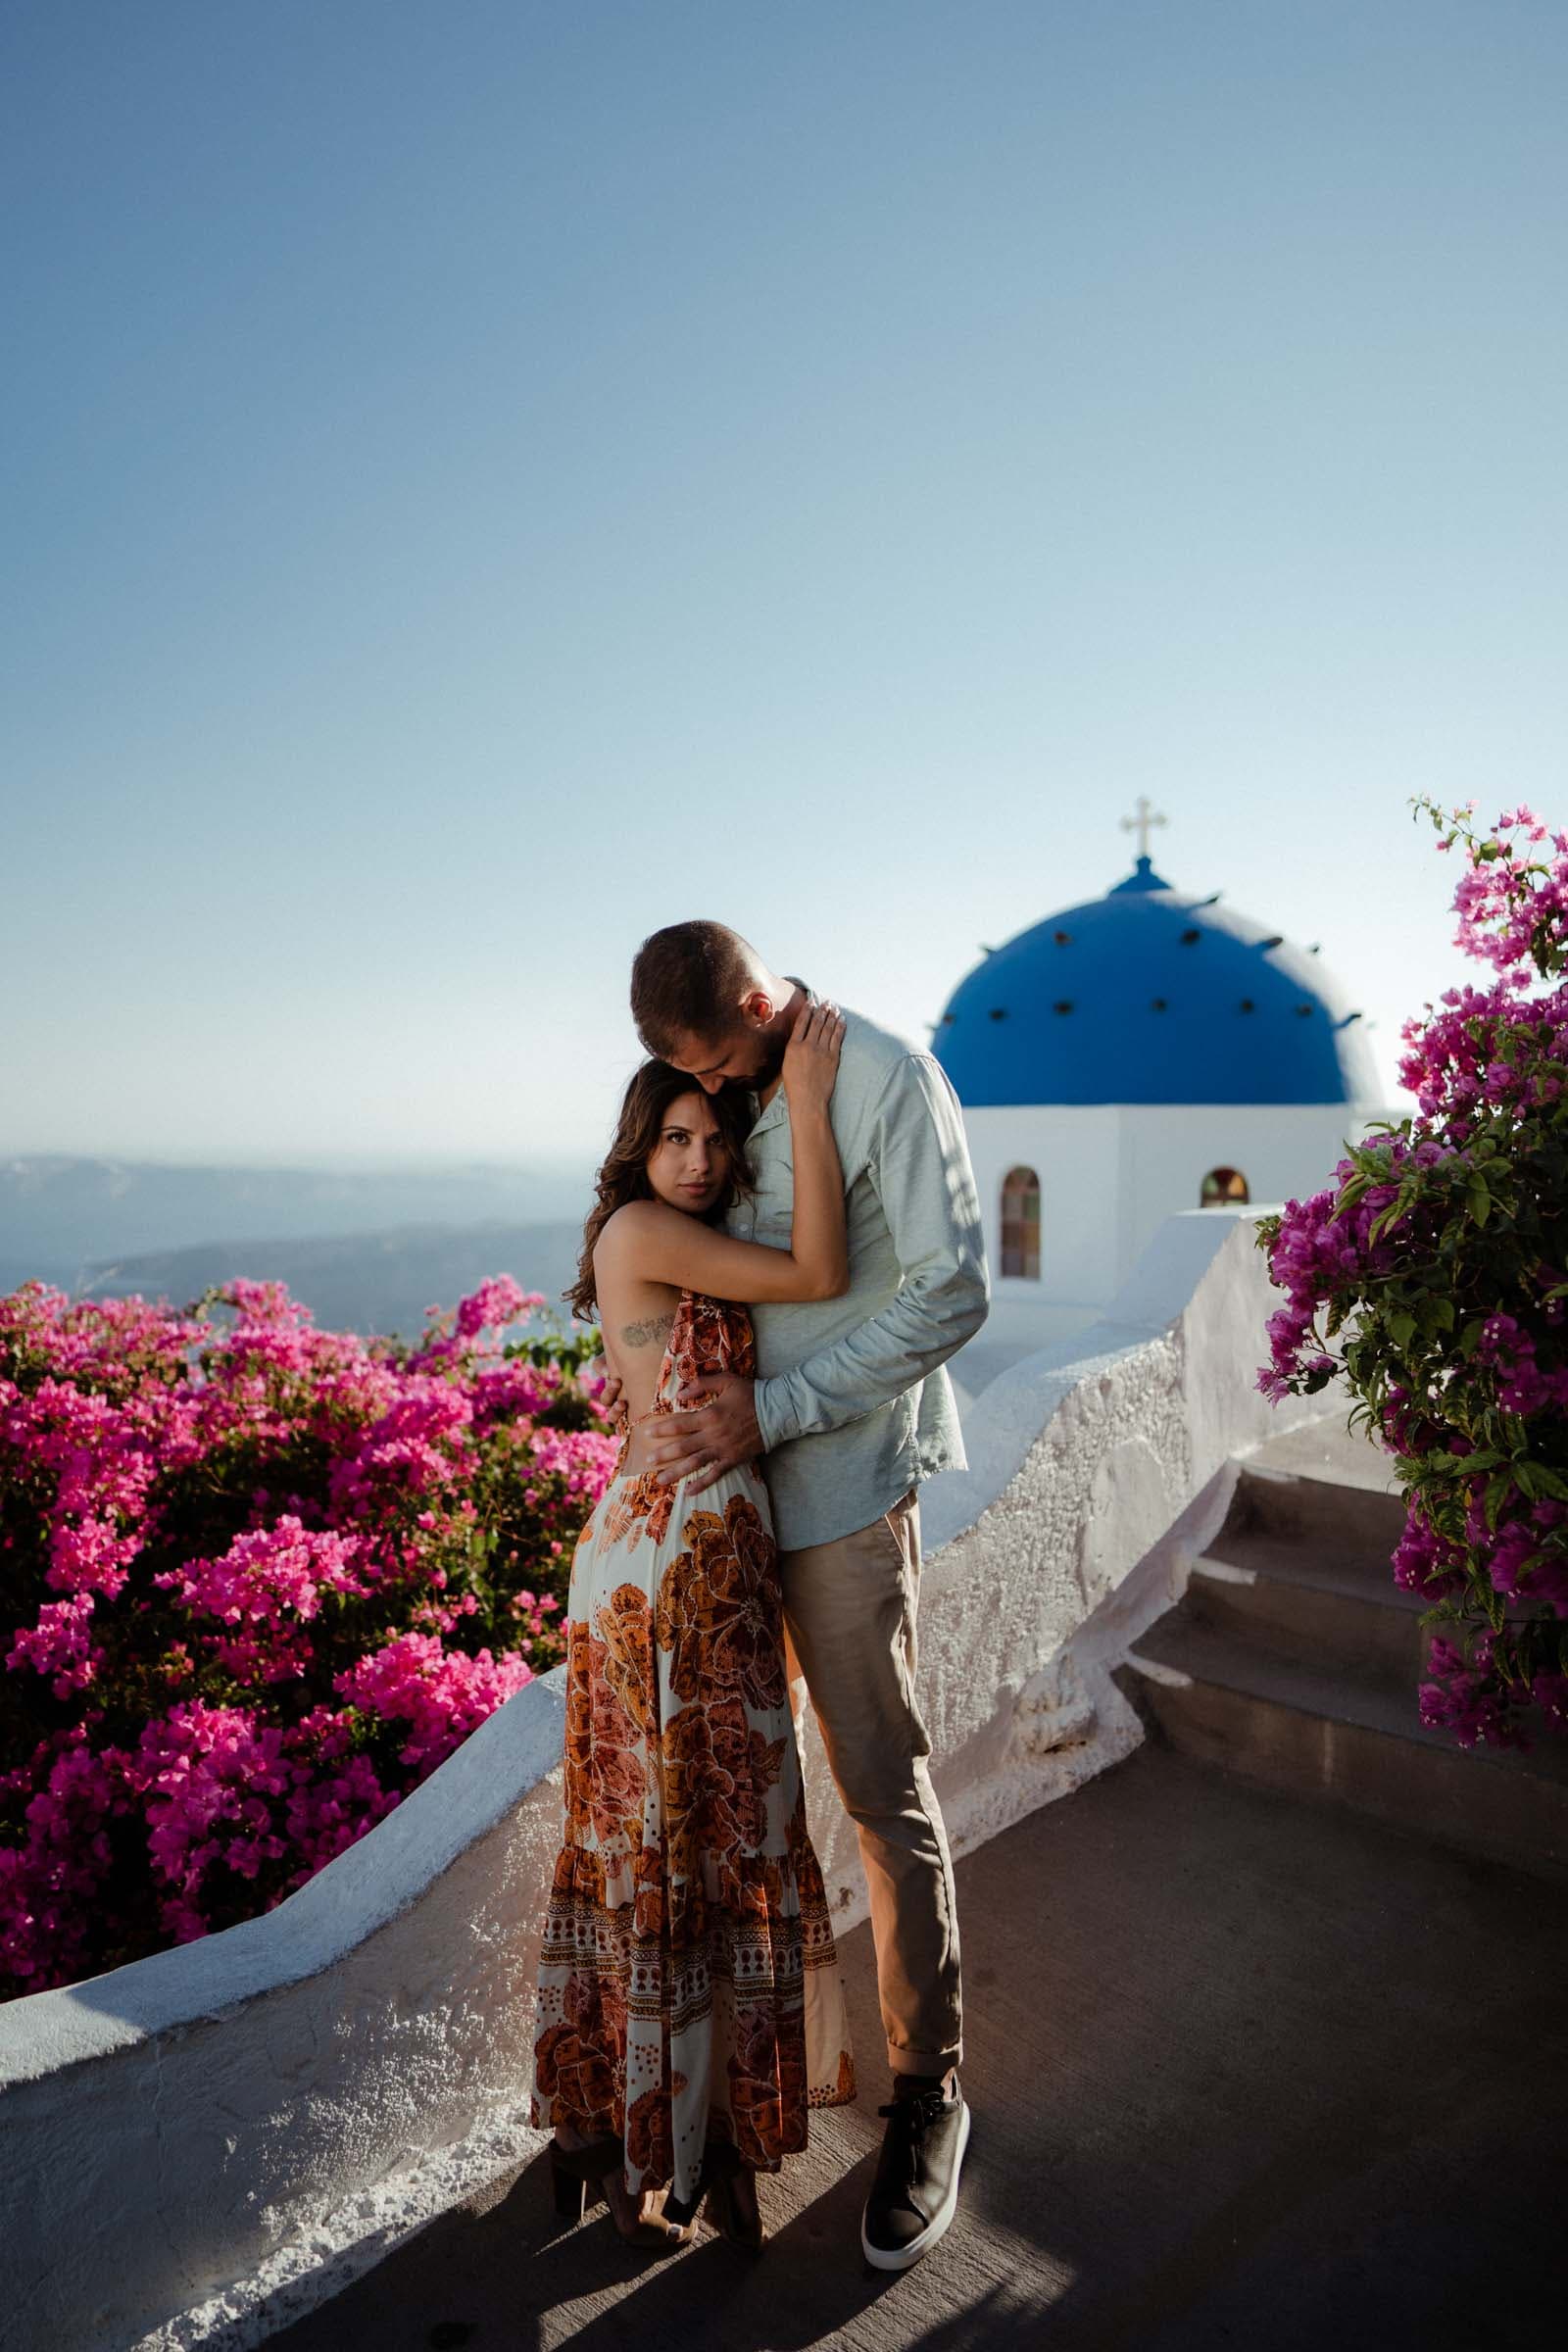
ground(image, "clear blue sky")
xmin=3 ymin=1 xmax=1563 ymax=1167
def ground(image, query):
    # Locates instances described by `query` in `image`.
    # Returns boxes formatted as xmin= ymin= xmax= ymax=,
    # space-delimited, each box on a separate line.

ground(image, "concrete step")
xmin=1245 ymin=1414 xmax=1407 ymax=1494
xmin=1206 ymin=1506 xmax=1409 ymax=1594
xmin=1185 ymin=1546 xmax=1432 ymax=1690
xmin=1122 ymin=1613 xmax=1568 ymax=1880
xmin=1220 ymin=1457 xmax=1408 ymax=1581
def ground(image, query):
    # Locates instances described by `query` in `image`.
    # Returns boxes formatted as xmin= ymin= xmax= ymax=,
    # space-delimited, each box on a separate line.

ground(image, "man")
xmin=627 ymin=917 xmax=989 ymax=2271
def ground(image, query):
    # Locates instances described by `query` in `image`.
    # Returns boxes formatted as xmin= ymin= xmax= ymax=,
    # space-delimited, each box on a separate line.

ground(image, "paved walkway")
xmin=271 ymin=1742 xmax=1567 ymax=2351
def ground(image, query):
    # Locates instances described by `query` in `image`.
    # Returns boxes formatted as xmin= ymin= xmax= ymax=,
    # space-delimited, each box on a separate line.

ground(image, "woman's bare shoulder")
xmin=597 ymin=1199 xmax=668 ymax=1241
xmin=594 ymin=1199 xmax=682 ymax=1267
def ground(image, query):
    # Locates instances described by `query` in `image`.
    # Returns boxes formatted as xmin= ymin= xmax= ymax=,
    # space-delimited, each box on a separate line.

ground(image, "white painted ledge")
xmin=0 ymin=1205 xmax=1344 ymax=2352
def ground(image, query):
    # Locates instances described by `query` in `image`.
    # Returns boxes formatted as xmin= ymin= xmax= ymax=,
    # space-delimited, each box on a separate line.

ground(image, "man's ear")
xmin=738 ymin=988 xmax=775 ymax=1030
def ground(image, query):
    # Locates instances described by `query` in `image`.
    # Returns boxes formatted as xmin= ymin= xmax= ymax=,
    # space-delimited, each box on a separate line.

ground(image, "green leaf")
xmin=1483 ymin=1470 xmax=1513 ymax=1531
xmin=1459 ymin=1318 xmax=1487 ymax=1359
xmin=1388 ymin=1309 xmax=1418 ymax=1350
xmin=1369 ymin=1191 xmax=1412 ymax=1245
xmin=1467 ymin=1181 xmax=1492 ymax=1227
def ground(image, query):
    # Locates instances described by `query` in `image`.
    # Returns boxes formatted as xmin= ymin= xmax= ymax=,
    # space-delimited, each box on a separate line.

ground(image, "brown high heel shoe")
xmin=550 ymin=2129 xmax=687 ymax=2251
xmin=663 ymin=2143 xmax=764 ymax=2252
xmin=604 ymin=2174 xmax=697 ymax=2250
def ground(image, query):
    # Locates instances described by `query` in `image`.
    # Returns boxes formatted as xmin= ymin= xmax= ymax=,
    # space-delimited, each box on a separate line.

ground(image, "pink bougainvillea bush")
xmin=1255 ymin=796 xmax=1568 ymax=1749
xmin=0 ymin=1274 xmax=616 ymax=1998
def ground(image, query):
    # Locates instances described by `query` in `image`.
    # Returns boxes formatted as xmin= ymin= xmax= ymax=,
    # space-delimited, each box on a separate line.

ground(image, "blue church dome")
xmin=934 ymin=853 xmax=1377 ymax=1108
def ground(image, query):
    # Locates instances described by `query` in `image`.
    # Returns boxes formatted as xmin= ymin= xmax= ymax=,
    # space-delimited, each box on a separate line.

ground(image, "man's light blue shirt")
xmin=725 ymin=998 xmax=990 ymax=1551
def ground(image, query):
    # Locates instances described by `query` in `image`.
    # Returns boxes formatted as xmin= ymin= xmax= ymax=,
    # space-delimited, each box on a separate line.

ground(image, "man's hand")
xmin=644 ymin=1372 xmax=761 ymax=1495
xmin=594 ymin=1366 xmax=628 ymax=1432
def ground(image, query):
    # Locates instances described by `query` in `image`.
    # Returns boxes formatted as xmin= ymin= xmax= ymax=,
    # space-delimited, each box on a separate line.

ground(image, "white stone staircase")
xmin=1123 ymin=1420 xmax=1568 ymax=1879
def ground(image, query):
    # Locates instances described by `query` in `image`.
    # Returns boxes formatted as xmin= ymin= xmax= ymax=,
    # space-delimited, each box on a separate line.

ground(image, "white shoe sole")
xmin=859 ymin=2097 xmax=971 ymax=2272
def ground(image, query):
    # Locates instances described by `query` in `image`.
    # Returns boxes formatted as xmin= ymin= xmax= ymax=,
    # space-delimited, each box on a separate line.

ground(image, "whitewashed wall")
xmin=0 ymin=1206 xmax=1342 ymax=2352
xmin=963 ymin=1100 xmax=1390 ymax=1330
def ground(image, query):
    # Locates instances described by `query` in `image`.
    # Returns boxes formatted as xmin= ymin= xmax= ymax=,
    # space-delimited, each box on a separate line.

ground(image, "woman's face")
xmin=645 ymin=1089 xmax=729 ymax=1215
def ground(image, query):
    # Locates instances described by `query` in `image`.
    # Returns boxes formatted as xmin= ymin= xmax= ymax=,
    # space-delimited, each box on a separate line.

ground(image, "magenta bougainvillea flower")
xmin=0 ymin=1277 xmax=610 ymax=1997
xmin=1255 ymin=796 xmax=1568 ymax=1747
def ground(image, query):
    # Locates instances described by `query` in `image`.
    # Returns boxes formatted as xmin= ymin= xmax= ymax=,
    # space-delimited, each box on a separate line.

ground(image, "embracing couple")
xmin=528 ymin=919 xmax=989 ymax=2266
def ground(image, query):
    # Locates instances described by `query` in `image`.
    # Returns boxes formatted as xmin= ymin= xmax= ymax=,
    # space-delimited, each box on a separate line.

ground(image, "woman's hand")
xmin=781 ymin=999 xmax=845 ymax=1111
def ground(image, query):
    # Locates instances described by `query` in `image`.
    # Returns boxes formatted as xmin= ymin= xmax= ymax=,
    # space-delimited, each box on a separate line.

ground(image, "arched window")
xmin=1001 ymin=1166 xmax=1041 ymax=1278
xmin=1200 ymin=1166 xmax=1250 ymax=1206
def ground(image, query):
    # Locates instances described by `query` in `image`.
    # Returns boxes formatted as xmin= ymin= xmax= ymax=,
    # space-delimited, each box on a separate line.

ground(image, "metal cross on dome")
xmin=1120 ymin=796 xmax=1168 ymax=859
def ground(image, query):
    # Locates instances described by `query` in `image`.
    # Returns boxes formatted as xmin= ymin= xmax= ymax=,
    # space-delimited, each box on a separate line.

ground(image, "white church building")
xmin=933 ymin=801 xmax=1392 ymax=1399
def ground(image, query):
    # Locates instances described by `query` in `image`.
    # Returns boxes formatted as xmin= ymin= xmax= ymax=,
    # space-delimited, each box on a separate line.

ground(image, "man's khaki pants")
xmin=779 ymin=1488 xmax=963 ymax=2078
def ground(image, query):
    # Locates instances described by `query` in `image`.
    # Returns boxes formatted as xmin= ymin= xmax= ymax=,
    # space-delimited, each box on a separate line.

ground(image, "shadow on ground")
xmin=270 ymin=1741 xmax=1568 ymax=2351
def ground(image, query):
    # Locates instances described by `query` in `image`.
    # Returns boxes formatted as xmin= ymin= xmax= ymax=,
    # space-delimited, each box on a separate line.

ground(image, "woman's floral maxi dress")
xmin=529 ymin=1289 xmax=855 ymax=2212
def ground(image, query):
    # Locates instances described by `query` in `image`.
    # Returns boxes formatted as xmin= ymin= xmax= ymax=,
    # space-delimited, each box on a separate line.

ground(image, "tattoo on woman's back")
xmin=620 ymin=1312 xmax=674 ymax=1349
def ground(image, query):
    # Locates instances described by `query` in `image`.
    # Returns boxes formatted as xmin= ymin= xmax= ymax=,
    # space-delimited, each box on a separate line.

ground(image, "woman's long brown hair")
xmin=566 ymin=1060 xmax=755 ymax=1323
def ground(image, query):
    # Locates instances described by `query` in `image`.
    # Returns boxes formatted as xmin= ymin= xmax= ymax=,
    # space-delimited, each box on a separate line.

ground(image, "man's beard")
xmin=748 ymin=1031 xmax=789 ymax=1092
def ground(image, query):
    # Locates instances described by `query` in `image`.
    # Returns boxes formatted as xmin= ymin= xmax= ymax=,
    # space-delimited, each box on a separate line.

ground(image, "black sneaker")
xmin=860 ymin=2076 xmax=971 ymax=2271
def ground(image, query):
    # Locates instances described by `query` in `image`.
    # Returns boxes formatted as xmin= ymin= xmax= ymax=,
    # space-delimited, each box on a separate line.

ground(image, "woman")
xmin=529 ymin=1002 xmax=856 ymax=2251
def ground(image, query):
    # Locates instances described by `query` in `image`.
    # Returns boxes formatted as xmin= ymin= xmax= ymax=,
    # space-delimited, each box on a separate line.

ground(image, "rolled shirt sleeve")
xmin=753 ymin=1053 xmax=990 ymax=1449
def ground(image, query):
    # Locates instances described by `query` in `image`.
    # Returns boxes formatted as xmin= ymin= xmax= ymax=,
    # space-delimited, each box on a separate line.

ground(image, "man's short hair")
xmin=630 ymin=921 xmax=760 ymax=1058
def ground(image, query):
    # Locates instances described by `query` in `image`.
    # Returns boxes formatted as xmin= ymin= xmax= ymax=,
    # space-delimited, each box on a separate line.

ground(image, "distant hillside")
xmin=78 ymin=1220 xmax=587 ymax=1341
xmin=0 ymin=1154 xmax=590 ymax=1298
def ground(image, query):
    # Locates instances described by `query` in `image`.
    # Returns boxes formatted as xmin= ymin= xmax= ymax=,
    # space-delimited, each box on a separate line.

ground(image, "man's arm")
xmin=752 ymin=1052 xmax=989 ymax=1449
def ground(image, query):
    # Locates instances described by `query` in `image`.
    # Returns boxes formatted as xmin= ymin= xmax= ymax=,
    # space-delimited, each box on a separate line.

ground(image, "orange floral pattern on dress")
xmin=661 ymin=1694 xmax=786 ymax=1886
xmin=549 ymin=1839 xmax=606 ymax=1912
xmin=534 ymin=2020 xmax=617 ymax=2126
xmin=530 ymin=1289 xmax=854 ymax=2205
xmin=667 ymin=1287 xmax=757 ymax=1391
xmin=727 ymin=2002 xmax=811 ymax=2167
xmin=655 ymin=1493 xmax=788 ymax=1713
xmin=564 ymin=1954 xmax=627 ymax=2061
xmin=562 ymin=1617 xmax=646 ymax=1845
xmin=632 ymin=1832 xmax=664 ymax=1939
xmin=625 ymin=2075 xmax=685 ymax=2180
xmin=600 ymin=1463 xmax=675 ymax=1550
xmin=593 ymin=1583 xmax=656 ymax=1735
